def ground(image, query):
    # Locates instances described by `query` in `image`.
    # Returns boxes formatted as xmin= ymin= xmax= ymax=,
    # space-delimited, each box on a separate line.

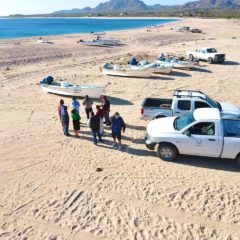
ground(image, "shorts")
xmin=112 ymin=132 xmax=121 ymax=140
xmin=73 ymin=120 xmax=80 ymax=131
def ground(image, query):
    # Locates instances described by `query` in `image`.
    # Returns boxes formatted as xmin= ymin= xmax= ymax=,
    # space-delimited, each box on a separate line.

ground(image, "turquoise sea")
xmin=0 ymin=18 xmax=178 ymax=40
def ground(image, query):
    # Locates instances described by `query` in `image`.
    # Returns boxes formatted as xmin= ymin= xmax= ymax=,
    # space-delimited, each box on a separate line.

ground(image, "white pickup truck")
xmin=141 ymin=90 xmax=240 ymax=121
xmin=145 ymin=108 xmax=240 ymax=166
xmin=186 ymin=47 xmax=225 ymax=64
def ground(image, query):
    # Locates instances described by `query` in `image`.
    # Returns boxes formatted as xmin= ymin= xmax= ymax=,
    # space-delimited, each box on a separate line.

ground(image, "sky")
xmin=0 ymin=0 xmax=191 ymax=16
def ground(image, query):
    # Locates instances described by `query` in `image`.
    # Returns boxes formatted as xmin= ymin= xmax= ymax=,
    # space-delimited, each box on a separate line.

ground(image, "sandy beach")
xmin=0 ymin=18 xmax=240 ymax=240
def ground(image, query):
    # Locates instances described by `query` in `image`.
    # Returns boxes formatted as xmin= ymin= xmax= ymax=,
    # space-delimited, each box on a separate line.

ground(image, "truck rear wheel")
xmin=153 ymin=115 xmax=166 ymax=120
xmin=208 ymin=57 xmax=213 ymax=64
xmin=157 ymin=143 xmax=177 ymax=161
xmin=189 ymin=54 xmax=194 ymax=61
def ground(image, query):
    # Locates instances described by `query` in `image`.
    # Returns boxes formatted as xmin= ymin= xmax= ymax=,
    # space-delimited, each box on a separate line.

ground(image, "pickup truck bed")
xmin=142 ymin=98 xmax=172 ymax=108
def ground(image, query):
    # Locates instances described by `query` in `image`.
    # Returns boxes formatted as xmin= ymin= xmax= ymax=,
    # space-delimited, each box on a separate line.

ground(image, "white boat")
xmin=156 ymin=54 xmax=194 ymax=69
xmin=78 ymin=39 xmax=121 ymax=47
xmin=130 ymin=60 xmax=172 ymax=74
xmin=78 ymin=40 xmax=107 ymax=47
xmin=102 ymin=63 xmax=154 ymax=78
xmin=41 ymin=81 xmax=106 ymax=98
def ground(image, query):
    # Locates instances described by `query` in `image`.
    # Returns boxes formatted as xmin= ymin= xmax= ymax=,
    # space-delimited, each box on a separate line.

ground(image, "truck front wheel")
xmin=157 ymin=143 xmax=177 ymax=161
xmin=208 ymin=57 xmax=213 ymax=64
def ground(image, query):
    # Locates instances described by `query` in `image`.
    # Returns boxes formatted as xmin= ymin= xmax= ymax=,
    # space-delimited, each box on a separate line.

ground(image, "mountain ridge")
xmin=53 ymin=0 xmax=240 ymax=14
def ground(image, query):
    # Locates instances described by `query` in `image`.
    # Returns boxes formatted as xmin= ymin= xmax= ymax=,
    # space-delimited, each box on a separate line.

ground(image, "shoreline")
xmin=0 ymin=18 xmax=181 ymax=41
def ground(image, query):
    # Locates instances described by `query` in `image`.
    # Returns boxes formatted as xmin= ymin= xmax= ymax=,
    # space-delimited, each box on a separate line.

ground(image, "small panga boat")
xmin=102 ymin=63 xmax=154 ymax=78
xmin=156 ymin=54 xmax=194 ymax=69
xmin=130 ymin=60 xmax=172 ymax=74
xmin=40 ymin=76 xmax=106 ymax=98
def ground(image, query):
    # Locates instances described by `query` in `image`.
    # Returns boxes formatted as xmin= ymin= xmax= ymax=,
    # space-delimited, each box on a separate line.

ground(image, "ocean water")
xmin=0 ymin=18 xmax=178 ymax=40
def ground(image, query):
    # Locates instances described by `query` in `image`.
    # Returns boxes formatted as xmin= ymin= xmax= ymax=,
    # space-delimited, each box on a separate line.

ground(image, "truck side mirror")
xmin=184 ymin=130 xmax=191 ymax=137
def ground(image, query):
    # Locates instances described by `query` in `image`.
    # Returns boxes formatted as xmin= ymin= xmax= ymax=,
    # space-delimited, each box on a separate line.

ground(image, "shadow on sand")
xmin=150 ymin=75 xmax=175 ymax=81
xmin=169 ymin=71 xmax=192 ymax=77
xmin=175 ymin=155 xmax=239 ymax=172
xmin=223 ymin=61 xmax=239 ymax=66
xmin=191 ymin=67 xmax=212 ymax=73
xmin=48 ymin=93 xmax=132 ymax=105
xmin=108 ymin=96 xmax=133 ymax=105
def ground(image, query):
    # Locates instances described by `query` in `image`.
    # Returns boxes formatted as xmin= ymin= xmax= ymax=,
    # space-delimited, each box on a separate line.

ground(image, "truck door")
xmin=181 ymin=122 xmax=220 ymax=157
xmin=199 ymin=49 xmax=206 ymax=60
xmin=174 ymin=100 xmax=191 ymax=116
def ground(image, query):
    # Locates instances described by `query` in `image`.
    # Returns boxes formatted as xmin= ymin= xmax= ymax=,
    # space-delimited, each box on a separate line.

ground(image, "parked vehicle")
xmin=140 ymin=90 xmax=240 ymax=120
xmin=186 ymin=47 xmax=225 ymax=63
xmin=145 ymin=108 xmax=240 ymax=167
xmin=190 ymin=28 xmax=202 ymax=33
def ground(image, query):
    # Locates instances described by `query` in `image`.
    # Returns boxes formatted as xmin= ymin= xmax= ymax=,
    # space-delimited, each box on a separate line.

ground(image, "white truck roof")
xmin=193 ymin=108 xmax=220 ymax=121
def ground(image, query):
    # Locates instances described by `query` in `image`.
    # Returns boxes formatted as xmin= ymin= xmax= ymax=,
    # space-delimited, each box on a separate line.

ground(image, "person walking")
xmin=96 ymin=105 xmax=104 ymax=136
xmin=83 ymin=95 xmax=93 ymax=120
xmin=71 ymin=97 xmax=80 ymax=114
xmin=102 ymin=95 xmax=111 ymax=126
xmin=110 ymin=112 xmax=126 ymax=150
xmin=61 ymin=106 xmax=70 ymax=136
xmin=71 ymin=109 xmax=80 ymax=137
xmin=58 ymin=99 xmax=65 ymax=130
xmin=89 ymin=112 xmax=103 ymax=145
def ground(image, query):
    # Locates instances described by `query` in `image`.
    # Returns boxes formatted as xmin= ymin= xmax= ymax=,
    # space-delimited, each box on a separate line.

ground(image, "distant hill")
xmin=183 ymin=0 xmax=240 ymax=9
xmin=53 ymin=0 xmax=169 ymax=14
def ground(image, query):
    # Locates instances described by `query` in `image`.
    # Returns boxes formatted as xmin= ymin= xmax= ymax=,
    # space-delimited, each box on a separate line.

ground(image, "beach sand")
xmin=0 ymin=18 xmax=240 ymax=240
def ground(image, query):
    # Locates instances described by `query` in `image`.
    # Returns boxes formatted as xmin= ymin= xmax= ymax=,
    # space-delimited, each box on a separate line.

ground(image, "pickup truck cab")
xmin=186 ymin=47 xmax=225 ymax=64
xmin=141 ymin=90 xmax=240 ymax=121
xmin=145 ymin=108 xmax=240 ymax=167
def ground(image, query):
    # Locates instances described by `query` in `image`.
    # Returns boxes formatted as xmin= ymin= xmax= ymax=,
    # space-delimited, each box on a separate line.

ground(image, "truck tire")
xmin=208 ymin=57 xmax=213 ymax=64
xmin=189 ymin=54 xmax=194 ymax=61
xmin=157 ymin=143 xmax=178 ymax=161
xmin=153 ymin=115 xmax=166 ymax=120
xmin=236 ymin=154 xmax=240 ymax=168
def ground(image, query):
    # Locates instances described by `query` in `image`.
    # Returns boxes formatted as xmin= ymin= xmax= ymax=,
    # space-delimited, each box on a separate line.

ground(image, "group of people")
xmin=58 ymin=95 xmax=126 ymax=149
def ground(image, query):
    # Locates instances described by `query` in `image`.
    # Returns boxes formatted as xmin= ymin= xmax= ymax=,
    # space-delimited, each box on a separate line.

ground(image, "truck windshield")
xmin=174 ymin=112 xmax=195 ymax=130
xmin=205 ymin=95 xmax=220 ymax=109
xmin=206 ymin=48 xmax=217 ymax=53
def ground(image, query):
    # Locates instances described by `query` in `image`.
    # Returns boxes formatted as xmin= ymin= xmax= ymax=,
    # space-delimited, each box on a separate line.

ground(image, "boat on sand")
xmin=156 ymin=54 xmax=194 ymax=69
xmin=102 ymin=63 xmax=154 ymax=78
xmin=40 ymin=77 xmax=106 ymax=98
xmin=130 ymin=60 xmax=172 ymax=74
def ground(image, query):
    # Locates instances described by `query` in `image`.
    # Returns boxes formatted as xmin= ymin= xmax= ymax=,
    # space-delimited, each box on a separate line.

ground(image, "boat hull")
xmin=156 ymin=60 xmax=194 ymax=69
xmin=41 ymin=84 xmax=105 ymax=98
xmin=102 ymin=68 xmax=154 ymax=78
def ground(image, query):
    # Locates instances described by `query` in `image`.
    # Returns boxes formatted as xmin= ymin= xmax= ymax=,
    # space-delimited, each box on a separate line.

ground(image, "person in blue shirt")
xmin=72 ymin=97 xmax=80 ymax=114
xmin=110 ymin=112 xmax=126 ymax=150
xmin=61 ymin=106 xmax=70 ymax=136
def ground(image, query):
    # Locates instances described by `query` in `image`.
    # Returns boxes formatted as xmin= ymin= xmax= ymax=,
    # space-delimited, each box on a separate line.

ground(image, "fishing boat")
xmin=40 ymin=77 xmax=106 ymax=98
xmin=130 ymin=60 xmax=172 ymax=74
xmin=78 ymin=39 xmax=121 ymax=47
xmin=156 ymin=54 xmax=194 ymax=69
xmin=102 ymin=63 xmax=154 ymax=78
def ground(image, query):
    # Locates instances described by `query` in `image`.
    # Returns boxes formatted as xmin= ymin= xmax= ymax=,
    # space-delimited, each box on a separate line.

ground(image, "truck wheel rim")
xmin=160 ymin=147 xmax=172 ymax=158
